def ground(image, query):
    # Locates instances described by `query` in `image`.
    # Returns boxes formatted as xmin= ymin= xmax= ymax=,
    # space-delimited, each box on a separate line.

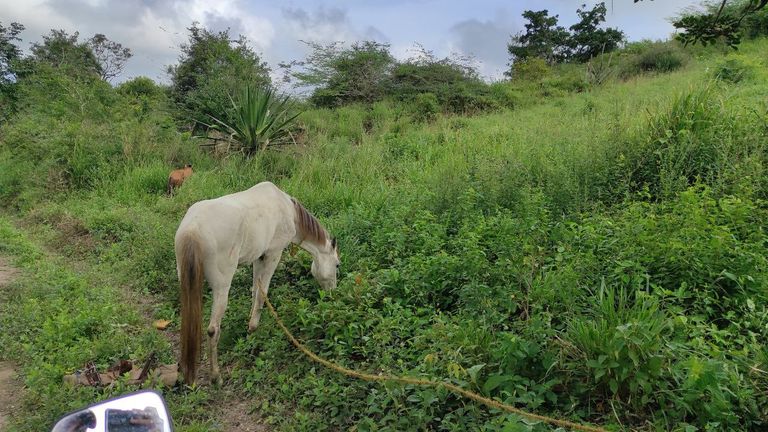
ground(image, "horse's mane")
xmin=291 ymin=198 xmax=328 ymax=245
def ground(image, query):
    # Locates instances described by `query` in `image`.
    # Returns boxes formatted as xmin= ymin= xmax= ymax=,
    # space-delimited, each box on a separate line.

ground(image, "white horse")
xmin=174 ymin=181 xmax=339 ymax=385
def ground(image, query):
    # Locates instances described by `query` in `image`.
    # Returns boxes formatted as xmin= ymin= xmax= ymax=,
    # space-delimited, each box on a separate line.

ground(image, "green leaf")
xmin=467 ymin=363 xmax=485 ymax=383
xmin=483 ymin=375 xmax=512 ymax=393
xmin=609 ymin=379 xmax=619 ymax=394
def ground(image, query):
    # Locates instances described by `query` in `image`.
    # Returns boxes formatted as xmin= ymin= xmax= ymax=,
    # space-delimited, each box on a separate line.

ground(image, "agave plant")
xmin=208 ymin=85 xmax=300 ymax=155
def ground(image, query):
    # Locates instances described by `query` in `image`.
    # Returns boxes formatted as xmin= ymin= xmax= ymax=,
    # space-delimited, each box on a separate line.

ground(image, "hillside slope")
xmin=1 ymin=39 xmax=767 ymax=431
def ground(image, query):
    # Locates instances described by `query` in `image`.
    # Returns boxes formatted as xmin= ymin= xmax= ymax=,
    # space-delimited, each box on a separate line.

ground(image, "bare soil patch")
xmin=216 ymin=390 xmax=270 ymax=432
xmin=0 ymin=256 xmax=21 ymax=431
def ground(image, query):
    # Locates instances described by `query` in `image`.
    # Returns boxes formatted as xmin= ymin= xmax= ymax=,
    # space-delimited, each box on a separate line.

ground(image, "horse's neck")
xmin=289 ymin=196 xmax=329 ymax=259
xmin=295 ymin=235 xmax=326 ymax=259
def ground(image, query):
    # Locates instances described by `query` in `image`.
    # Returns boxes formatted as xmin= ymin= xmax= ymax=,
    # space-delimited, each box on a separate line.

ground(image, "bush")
xmin=619 ymin=88 xmax=726 ymax=198
xmin=741 ymin=5 xmax=768 ymax=39
xmin=487 ymin=82 xmax=521 ymax=109
xmin=713 ymin=55 xmax=757 ymax=83
xmin=117 ymin=76 xmax=164 ymax=98
xmin=619 ymin=42 xmax=688 ymax=78
xmin=510 ymin=57 xmax=551 ymax=81
xmin=565 ymin=286 xmax=671 ymax=407
xmin=390 ymin=51 xmax=496 ymax=114
xmin=539 ymin=66 xmax=589 ymax=95
xmin=411 ymin=92 xmax=440 ymax=122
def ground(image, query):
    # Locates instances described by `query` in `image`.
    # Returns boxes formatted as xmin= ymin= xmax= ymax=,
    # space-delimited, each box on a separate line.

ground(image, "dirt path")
xmin=0 ymin=257 xmax=20 ymax=431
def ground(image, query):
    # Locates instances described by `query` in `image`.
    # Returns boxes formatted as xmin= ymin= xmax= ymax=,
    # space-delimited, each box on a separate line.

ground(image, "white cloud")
xmin=1 ymin=0 xmax=276 ymax=83
xmin=448 ymin=11 xmax=514 ymax=80
xmin=281 ymin=6 xmax=383 ymax=45
xmin=0 ymin=0 xmax=706 ymax=84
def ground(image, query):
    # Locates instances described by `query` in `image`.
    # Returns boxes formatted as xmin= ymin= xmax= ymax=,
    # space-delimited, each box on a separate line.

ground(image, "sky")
xmin=0 ymin=0 xmax=705 ymax=85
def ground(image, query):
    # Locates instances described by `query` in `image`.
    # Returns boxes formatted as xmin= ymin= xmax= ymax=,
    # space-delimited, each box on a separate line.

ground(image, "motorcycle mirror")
xmin=51 ymin=390 xmax=172 ymax=432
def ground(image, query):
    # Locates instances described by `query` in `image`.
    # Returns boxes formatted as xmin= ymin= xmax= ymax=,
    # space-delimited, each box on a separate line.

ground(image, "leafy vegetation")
xmin=636 ymin=0 xmax=768 ymax=47
xmin=1 ymin=11 xmax=768 ymax=432
xmin=282 ymin=40 xmax=395 ymax=108
xmin=208 ymin=85 xmax=301 ymax=155
xmin=507 ymin=9 xmax=572 ymax=65
xmin=507 ymin=2 xmax=625 ymax=68
xmin=168 ymin=23 xmax=271 ymax=131
xmin=620 ymin=41 xmax=690 ymax=77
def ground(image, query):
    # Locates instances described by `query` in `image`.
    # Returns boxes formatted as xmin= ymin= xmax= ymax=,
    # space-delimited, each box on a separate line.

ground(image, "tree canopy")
xmin=281 ymin=40 xmax=395 ymax=107
xmin=507 ymin=2 xmax=625 ymax=73
xmin=88 ymin=34 xmax=132 ymax=82
xmin=282 ymin=42 xmax=494 ymax=112
xmin=635 ymin=0 xmax=768 ymax=47
xmin=568 ymin=3 xmax=625 ymax=62
xmin=168 ymin=23 xmax=271 ymax=129
xmin=29 ymin=29 xmax=101 ymax=79
xmin=0 ymin=22 xmax=24 ymax=84
xmin=507 ymin=10 xmax=571 ymax=65
xmin=0 ymin=21 xmax=24 ymax=119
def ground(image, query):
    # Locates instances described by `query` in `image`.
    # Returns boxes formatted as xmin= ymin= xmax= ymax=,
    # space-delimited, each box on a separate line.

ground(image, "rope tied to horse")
xmin=261 ymin=294 xmax=609 ymax=432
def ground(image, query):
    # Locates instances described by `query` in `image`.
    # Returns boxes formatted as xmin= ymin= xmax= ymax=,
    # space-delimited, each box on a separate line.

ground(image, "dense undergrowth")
xmin=1 ymin=39 xmax=768 ymax=431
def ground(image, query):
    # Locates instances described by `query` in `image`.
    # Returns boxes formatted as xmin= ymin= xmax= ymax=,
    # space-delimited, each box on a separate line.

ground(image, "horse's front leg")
xmin=249 ymin=253 xmax=281 ymax=332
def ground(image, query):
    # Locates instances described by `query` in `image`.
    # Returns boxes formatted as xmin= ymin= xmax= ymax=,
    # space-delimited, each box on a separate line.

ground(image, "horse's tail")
xmin=178 ymin=232 xmax=203 ymax=385
xmin=167 ymin=176 xmax=174 ymax=195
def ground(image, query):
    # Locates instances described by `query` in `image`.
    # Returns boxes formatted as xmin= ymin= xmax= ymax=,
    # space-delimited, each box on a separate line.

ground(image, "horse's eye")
xmin=336 ymin=263 xmax=340 ymax=268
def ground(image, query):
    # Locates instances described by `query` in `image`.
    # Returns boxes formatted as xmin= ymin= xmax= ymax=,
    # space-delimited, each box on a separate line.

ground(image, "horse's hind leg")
xmin=205 ymin=264 xmax=236 ymax=385
xmin=249 ymin=252 xmax=281 ymax=332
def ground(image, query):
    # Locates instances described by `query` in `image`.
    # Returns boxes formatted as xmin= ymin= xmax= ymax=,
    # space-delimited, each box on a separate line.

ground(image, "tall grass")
xmin=1 ymin=38 xmax=767 ymax=432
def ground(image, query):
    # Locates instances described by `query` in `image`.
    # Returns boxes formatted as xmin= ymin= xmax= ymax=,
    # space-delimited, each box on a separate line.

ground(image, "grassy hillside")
xmin=1 ymin=40 xmax=768 ymax=431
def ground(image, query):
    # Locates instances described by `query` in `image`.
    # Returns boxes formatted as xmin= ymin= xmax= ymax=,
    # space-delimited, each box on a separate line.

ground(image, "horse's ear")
xmin=331 ymin=237 xmax=337 ymax=250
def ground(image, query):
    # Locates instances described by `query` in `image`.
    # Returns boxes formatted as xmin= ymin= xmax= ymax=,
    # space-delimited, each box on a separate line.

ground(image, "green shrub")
xmin=411 ymin=92 xmax=440 ymax=122
xmin=539 ymin=64 xmax=589 ymax=95
xmin=620 ymin=88 xmax=724 ymax=197
xmin=740 ymin=6 xmax=768 ymax=39
xmin=208 ymin=84 xmax=300 ymax=155
xmin=565 ymin=285 xmax=671 ymax=406
xmin=510 ymin=57 xmax=551 ymax=81
xmin=390 ymin=55 xmax=496 ymax=115
xmin=116 ymin=76 xmax=164 ymax=98
xmin=487 ymin=82 xmax=520 ymax=109
xmin=619 ymin=41 xmax=688 ymax=78
xmin=713 ymin=55 xmax=757 ymax=83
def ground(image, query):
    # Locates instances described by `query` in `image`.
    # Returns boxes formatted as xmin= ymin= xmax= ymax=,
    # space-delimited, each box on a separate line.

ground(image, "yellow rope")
xmin=262 ymin=295 xmax=609 ymax=432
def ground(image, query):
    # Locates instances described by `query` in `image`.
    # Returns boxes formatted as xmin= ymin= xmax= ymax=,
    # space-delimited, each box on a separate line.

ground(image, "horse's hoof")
xmin=248 ymin=318 xmax=260 ymax=333
xmin=211 ymin=374 xmax=222 ymax=387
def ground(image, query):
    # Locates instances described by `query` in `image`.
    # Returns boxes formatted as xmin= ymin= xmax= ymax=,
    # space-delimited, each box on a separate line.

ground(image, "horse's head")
xmin=311 ymin=237 xmax=339 ymax=290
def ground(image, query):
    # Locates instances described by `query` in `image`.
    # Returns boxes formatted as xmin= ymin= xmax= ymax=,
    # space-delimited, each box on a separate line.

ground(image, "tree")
xmin=0 ymin=22 xmax=24 ymax=84
xmin=281 ymin=40 xmax=395 ymax=107
xmin=507 ymin=10 xmax=571 ymax=65
xmin=568 ymin=2 xmax=625 ymax=62
xmin=87 ymin=34 xmax=132 ymax=82
xmin=168 ymin=23 xmax=271 ymax=129
xmin=507 ymin=4 xmax=625 ymax=73
xmin=635 ymin=0 xmax=768 ymax=47
xmin=29 ymin=29 xmax=101 ymax=78
xmin=0 ymin=21 xmax=24 ymax=119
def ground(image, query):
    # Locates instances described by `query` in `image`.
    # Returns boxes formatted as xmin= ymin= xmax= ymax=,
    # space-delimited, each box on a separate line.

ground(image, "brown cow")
xmin=167 ymin=164 xmax=193 ymax=195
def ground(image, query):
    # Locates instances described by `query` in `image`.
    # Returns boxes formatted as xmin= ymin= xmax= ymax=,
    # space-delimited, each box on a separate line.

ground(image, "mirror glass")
xmin=52 ymin=390 xmax=171 ymax=432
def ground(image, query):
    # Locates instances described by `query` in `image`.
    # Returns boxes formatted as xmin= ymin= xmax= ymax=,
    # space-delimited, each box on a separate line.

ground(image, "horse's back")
xmin=175 ymin=182 xmax=295 ymax=265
